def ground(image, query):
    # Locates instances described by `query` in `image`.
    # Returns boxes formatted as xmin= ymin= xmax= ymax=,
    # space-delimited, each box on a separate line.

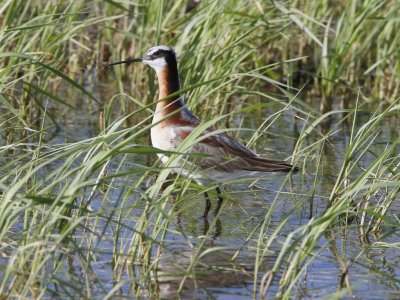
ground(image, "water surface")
xmin=1 ymin=75 xmax=399 ymax=299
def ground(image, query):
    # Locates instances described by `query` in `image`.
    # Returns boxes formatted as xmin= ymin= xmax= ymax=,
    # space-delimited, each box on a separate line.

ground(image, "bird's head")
xmin=107 ymin=45 xmax=177 ymax=73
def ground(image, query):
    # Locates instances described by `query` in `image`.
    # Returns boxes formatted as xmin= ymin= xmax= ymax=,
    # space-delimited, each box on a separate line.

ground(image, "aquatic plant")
xmin=0 ymin=0 xmax=399 ymax=298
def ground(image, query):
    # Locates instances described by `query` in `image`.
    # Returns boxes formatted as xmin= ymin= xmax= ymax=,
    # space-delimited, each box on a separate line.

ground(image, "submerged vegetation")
xmin=0 ymin=0 xmax=399 ymax=298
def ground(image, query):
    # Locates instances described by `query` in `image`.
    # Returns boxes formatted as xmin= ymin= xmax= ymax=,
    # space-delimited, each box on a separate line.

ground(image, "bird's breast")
xmin=151 ymin=125 xmax=178 ymax=152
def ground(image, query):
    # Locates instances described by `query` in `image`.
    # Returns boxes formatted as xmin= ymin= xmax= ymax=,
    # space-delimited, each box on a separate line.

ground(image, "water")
xmin=0 ymin=76 xmax=399 ymax=299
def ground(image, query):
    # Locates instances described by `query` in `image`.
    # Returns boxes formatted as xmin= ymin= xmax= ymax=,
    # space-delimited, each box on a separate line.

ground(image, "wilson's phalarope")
xmin=108 ymin=45 xmax=298 ymax=218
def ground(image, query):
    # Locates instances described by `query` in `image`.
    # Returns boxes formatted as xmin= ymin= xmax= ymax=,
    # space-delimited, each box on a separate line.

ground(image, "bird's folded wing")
xmin=179 ymin=129 xmax=294 ymax=172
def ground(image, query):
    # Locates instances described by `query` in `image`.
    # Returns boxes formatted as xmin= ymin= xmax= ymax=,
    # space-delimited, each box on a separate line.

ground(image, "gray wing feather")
xmin=181 ymin=130 xmax=295 ymax=172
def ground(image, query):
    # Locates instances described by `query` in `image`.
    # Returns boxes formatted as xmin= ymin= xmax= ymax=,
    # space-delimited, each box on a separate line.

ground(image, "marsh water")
xmin=1 ymin=73 xmax=400 ymax=299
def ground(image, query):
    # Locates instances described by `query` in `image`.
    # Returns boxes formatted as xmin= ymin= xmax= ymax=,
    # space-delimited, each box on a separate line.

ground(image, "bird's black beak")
xmin=106 ymin=57 xmax=143 ymax=67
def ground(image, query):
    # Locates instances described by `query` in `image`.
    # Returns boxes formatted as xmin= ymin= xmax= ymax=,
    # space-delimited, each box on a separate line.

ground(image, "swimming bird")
xmin=108 ymin=45 xmax=298 ymax=218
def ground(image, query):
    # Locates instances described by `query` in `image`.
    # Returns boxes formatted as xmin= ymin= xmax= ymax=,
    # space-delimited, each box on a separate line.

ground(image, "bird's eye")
xmin=153 ymin=50 xmax=160 ymax=56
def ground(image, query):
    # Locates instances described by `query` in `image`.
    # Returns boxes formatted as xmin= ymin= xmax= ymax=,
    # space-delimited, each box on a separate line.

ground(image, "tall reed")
xmin=0 ymin=0 xmax=399 ymax=298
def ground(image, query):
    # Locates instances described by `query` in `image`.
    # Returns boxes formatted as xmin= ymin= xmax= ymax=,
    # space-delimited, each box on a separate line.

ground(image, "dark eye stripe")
xmin=147 ymin=48 xmax=175 ymax=58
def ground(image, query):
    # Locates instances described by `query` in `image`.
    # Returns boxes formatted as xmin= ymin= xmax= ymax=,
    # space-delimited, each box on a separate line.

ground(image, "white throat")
xmin=143 ymin=57 xmax=167 ymax=74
